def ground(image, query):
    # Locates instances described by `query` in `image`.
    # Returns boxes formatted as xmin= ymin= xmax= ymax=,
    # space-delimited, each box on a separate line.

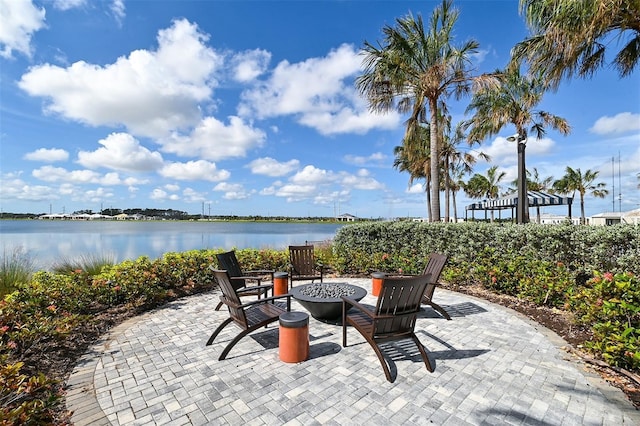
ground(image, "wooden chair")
xmin=207 ymin=269 xmax=291 ymax=360
xmin=420 ymin=253 xmax=451 ymax=320
xmin=342 ymin=274 xmax=433 ymax=382
xmin=288 ymin=245 xmax=324 ymax=288
xmin=213 ymin=250 xmax=274 ymax=310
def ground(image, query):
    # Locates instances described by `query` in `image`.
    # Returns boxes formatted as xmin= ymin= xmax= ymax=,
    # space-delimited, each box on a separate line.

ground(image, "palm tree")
xmin=441 ymin=121 xmax=488 ymax=222
xmin=393 ymin=125 xmax=431 ymax=221
xmin=553 ymin=166 xmax=609 ymax=225
xmin=357 ymin=0 xmax=496 ymax=222
xmin=464 ymin=67 xmax=570 ymax=223
xmin=465 ymin=166 xmax=506 ymax=222
xmin=511 ymin=0 xmax=640 ymax=89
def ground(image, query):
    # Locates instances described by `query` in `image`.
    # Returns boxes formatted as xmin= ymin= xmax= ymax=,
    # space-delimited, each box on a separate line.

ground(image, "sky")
xmin=1 ymin=0 xmax=639 ymax=219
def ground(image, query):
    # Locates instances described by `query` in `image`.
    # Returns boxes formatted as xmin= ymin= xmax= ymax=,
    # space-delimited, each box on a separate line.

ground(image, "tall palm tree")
xmin=465 ymin=67 xmax=570 ymax=223
xmin=465 ymin=166 xmax=506 ymax=222
xmin=553 ymin=166 xmax=609 ymax=225
xmin=511 ymin=0 xmax=640 ymax=89
xmin=357 ymin=0 xmax=496 ymax=222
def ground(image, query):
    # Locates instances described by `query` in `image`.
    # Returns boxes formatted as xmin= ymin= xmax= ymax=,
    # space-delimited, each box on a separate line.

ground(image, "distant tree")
xmin=393 ymin=125 xmax=432 ymax=221
xmin=465 ymin=166 xmax=506 ymax=222
xmin=553 ymin=166 xmax=609 ymax=224
xmin=511 ymin=0 xmax=640 ymax=89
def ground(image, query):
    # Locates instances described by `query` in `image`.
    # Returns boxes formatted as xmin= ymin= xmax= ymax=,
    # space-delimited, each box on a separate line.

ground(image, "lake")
xmin=0 ymin=220 xmax=345 ymax=270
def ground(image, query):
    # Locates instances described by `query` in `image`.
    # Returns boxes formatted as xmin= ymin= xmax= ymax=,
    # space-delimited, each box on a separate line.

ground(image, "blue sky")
xmin=1 ymin=0 xmax=638 ymax=219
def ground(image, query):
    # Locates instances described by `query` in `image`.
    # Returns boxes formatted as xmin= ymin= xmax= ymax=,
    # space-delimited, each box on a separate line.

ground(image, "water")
xmin=0 ymin=220 xmax=344 ymax=270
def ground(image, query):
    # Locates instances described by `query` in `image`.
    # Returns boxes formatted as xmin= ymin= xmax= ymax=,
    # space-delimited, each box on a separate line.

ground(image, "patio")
xmin=66 ymin=278 xmax=638 ymax=425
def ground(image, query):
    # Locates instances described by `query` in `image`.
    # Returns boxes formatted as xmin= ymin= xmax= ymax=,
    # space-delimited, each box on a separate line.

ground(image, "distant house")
xmin=336 ymin=213 xmax=357 ymax=222
xmin=539 ymin=214 xmax=581 ymax=225
xmin=590 ymin=208 xmax=640 ymax=226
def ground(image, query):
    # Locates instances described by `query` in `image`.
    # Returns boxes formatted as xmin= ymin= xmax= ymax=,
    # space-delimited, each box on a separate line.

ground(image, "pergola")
xmin=465 ymin=191 xmax=573 ymax=222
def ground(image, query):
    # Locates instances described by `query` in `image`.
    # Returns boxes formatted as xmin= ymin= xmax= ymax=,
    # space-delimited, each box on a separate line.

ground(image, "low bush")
xmin=0 ymin=248 xmax=34 ymax=298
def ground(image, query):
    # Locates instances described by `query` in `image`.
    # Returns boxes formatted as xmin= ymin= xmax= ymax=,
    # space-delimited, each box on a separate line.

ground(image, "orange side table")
xmin=279 ymin=311 xmax=309 ymax=363
xmin=273 ymin=272 xmax=289 ymax=296
xmin=371 ymin=272 xmax=386 ymax=297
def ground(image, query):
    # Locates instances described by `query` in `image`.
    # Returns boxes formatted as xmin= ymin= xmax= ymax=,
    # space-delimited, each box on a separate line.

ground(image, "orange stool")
xmin=273 ymin=272 xmax=289 ymax=296
xmin=371 ymin=272 xmax=386 ymax=297
xmin=279 ymin=311 xmax=309 ymax=363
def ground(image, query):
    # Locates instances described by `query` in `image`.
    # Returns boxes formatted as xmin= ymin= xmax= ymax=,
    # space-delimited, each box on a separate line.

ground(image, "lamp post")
xmin=507 ymin=133 xmax=529 ymax=224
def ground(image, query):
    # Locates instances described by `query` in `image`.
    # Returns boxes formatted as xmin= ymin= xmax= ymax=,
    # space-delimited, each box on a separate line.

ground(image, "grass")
xmin=0 ymin=247 xmax=34 ymax=297
xmin=51 ymin=252 xmax=117 ymax=276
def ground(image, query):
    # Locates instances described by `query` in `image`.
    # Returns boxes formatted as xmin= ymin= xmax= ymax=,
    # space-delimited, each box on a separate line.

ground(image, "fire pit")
xmin=289 ymin=283 xmax=367 ymax=321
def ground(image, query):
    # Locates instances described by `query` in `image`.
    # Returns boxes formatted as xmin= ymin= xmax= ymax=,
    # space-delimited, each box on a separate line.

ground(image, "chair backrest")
xmin=216 ymin=250 xmax=245 ymax=289
xmin=289 ymin=245 xmax=316 ymax=275
xmin=374 ymin=274 xmax=431 ymax=337
xmin=212 ymin=269 xmax=247 ymax=327
xmin=421 ymin=253 xmax=448 ymax=284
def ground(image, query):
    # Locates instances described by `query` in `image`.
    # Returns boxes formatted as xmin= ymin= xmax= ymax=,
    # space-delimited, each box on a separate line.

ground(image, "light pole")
xmin=507 ymin=133 xmax=529 ymax=224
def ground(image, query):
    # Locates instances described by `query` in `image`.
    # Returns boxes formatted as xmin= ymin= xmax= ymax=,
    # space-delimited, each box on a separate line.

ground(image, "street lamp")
xmin=507 ymin=133 xmax=529 ymax=224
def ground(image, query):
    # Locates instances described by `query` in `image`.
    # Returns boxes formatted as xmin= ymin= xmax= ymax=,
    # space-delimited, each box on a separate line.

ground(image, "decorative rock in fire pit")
xmin=289 ymin=283 xmax=367 ymax=321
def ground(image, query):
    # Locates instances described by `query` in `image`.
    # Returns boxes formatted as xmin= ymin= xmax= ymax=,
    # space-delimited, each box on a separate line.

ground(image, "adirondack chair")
xmin=341 ymin=274 xmax=433 ymax=382
xmin=288 ymin=245 xmax=324 ymax=287
xmin=420 ymin=253 xmax=450 ymax=320
xmin=207 ymin=269 xmax=291 ymax=360
xmin=213 ymin=250 xmax=274 ymax=311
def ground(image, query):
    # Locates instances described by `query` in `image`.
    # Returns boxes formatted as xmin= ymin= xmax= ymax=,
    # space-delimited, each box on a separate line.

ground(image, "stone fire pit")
xmin=289 ymin=283 xmax=367 ymax=321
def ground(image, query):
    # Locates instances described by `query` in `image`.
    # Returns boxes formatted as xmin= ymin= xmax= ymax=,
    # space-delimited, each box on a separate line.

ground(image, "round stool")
xmin=371 ymin=272 xmax=386 ymax=297
xmin=273 ymin=272 xmax=289 ymax=296
xmin=279 ymin=311 xmax=309 ymax=363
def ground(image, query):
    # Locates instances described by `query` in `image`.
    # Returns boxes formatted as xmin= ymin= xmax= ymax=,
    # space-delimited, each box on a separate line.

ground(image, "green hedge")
xmin=332 ymin=221 xmax=640 ymax=277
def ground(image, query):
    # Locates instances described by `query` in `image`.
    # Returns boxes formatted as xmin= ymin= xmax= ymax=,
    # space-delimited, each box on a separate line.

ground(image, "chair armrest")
xmin=341 ymin=296 xmax=375 ymax=319
xmin=236 ymin=285 xmax=272 ymax=295
xmin=244 ymin=269 xmax=275 ymax=275
xmin=238 ymin=293 xmax=291 ymax=308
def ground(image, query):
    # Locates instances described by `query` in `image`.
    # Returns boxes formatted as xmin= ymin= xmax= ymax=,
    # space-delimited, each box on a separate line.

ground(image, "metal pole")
xmin=516 ymin=137 xmax=529 ymax=223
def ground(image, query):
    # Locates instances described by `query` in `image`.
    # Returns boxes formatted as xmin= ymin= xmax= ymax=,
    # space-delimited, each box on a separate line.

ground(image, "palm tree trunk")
xmin=580 ymin=192 xmax=586 ymax=225
xmin=429 ymin=100 xmax=441 ymax=222
xmin=426 ymin=176 xmax=432 ymax=222
xmin=444 ymin=157 xmax=451 ymax=223
xmin=452 ymin=190 xmax=458 ymax=223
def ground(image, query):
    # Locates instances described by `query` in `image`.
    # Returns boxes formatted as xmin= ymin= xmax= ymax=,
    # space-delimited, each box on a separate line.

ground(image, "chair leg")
xmin=342 ymin=307 xmax=347 ymax=347
xmin=412 ymin=334 xmax=434 ymax=372
xmin=218 ymin=323 xmax=266 ymax=360
xmin=367 ymin=340 xmax=393 ymax=382
xmin=215 ymin=301 xmax=223 ymax=311
xmin=206 ymin=317 xmax=233 ymax=346
xmin=429 ymin=302 xmax=451 ymax=320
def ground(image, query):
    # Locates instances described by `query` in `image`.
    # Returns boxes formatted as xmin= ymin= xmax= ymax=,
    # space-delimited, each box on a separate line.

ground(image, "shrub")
xmin=0 ymin=248 xmax=34 ymax=298
xmin=51 ymin=252 xmax=116 ymax=276
xmin=570 ymin=271 xmax=640 ymax=370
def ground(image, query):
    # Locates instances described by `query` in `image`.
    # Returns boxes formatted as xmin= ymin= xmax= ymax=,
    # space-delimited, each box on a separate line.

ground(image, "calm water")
xmin=0 ymin=220 xmax=345 ymax=270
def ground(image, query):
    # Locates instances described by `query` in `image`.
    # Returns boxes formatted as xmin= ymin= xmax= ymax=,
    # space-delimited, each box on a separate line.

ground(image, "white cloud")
xmin=31 ymin=165 xmax=146 ymax=186
xmin=231 ymin=49 xmax=271 ymax=82
xmin=0 ymin=0 xmax=46 ymax=59
xmin=343 ymin=152 xmax=387 ymax=166
xmin=160 ymin=116 xmax=266 ymax=160
xmin=0 ymin=174 xmax=56 ymax=201
xmin=589 ymin=112 xmax=640 ymax=135
xmin=339 ymin=169 xmax=384 ymax=190
xmin=160 ymin=160 xmax=230 ymax=181
xmin=182 ymin=187 xmax=206 ymax=202
xmin=477 ymin=136 xmax=555 ymax=165
xmin=52 ymin=0 xmax=86 ymax=11
xmin=272 ymin=183 xmax=317 ymax=201
xmin=213 ymin=182 xmax=253 ymax=200
xmin=290 ymin=165 xmax=335 ymax=185
xmin=247 ymin=157 xmax=299 ymax=177
xmin=239 ymin=43 xmax=400 ymax=134
xmin=77 ymin=133 xmax=164 ymax=172
xmin=407 ymin=183 xmax=424 ymax=194
xmin=24 ymin=148 xmax=69 ymax=162
xmin=164 ymin=183 xmax=180 ymax=192
xmin=110 ymin=0 xmax=125 ymax=23
xmin=18 ymin=19 xmax=221 ymax=138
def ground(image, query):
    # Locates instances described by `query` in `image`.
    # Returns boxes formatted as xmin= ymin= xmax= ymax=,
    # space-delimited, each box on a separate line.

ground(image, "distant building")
xmin=590 ymin=208 xmax=640 ymax=226
xmin=336 ymin=213 xmax=357 ymax=222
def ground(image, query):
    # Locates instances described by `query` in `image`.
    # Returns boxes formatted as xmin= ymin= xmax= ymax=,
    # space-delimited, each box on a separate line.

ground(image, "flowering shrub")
xmin=570 ymin=271 xmax=640 ymax=370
